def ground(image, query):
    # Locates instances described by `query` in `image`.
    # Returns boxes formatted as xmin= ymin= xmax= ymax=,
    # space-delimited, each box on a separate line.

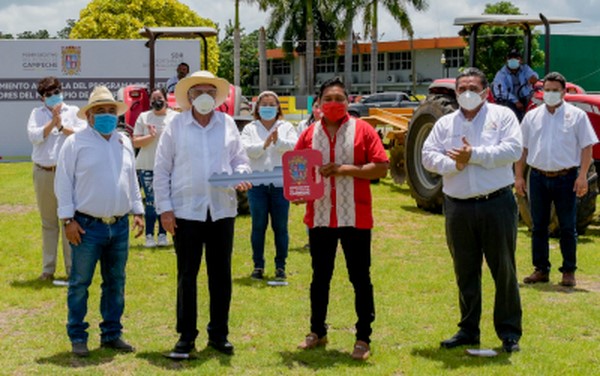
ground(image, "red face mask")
xmin=321 ymin=101 xmax=347 ymax=122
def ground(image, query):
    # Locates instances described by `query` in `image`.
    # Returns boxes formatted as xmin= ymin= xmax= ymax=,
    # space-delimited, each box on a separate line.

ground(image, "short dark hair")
xmin=455 ymin=67 xmax=489 ymax=89
xmin=178 ymin=62 xmax=189 ymax=70
xmin=543 ymin=71 xmax=566 ymax=89
xmin=151 ymin=87 xmax=168 ymax=98
xmin=37 ymin=76 xmax=61 ymax=96
xmin=318 ymin=77 xmax=348 ymax=100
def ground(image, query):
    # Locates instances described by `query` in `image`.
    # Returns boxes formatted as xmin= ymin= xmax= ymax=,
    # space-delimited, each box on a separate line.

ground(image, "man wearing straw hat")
xmin=55 ymin=85 xmax=145 ymax=357
xmin=154 ymin=71 xmax=251 ymax=357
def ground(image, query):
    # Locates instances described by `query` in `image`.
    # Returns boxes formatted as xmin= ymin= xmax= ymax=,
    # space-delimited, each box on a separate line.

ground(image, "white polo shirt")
xmin=422 ymin=102 xmax=523 ymax=199
xmin=521 ymin=102 xmax=598 ymax=171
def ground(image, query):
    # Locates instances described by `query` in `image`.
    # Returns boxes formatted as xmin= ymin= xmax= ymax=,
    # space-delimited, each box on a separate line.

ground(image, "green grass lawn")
xmin=0 ymin=162 xmax=599 ymax=375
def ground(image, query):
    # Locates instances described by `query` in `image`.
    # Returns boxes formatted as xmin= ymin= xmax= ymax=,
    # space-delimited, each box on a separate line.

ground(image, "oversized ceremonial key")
xmin=208 ymin=167 xmax=283 ymax=187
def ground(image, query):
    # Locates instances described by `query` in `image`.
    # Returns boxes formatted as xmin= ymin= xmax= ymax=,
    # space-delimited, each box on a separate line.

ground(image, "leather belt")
xmin=446 ymin=186 xmax=512 ymax=203
xmin=75 ymin=211 xmax=126 ymax=225
xmin=35 ymin=163 xmax=56 ymax=172
xmin=532 ymin=167 xmax=576 ymax=178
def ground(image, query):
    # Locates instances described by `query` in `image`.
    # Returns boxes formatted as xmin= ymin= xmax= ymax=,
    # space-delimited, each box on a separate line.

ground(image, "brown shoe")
xmin=559 ymin=272 xmax=576 ymax=287
xmin=38 ymin=272 xmax=54 ymax=281
xmin=297 ymin=333 xmax=327 ymax=350
xmin=523 ymin=270 xmax=549 ymax=284
xmin=351 ymin=340 xmax=370 ymax=360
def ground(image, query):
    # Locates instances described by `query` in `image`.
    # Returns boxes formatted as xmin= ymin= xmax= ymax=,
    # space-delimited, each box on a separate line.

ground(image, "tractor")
xmin=393 ymin=14 xmax=600 ymax=234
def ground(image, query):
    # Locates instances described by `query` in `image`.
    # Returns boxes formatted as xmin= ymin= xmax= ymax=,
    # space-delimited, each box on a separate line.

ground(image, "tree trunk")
xmin=370 ymin=0 xmax=378 ymax=94
xmin=345 ymin=26 xmax=353 ymax=93
xmin=233 ymin=0 xmax=241 ymax=87
xmin=258 ymin=27 xmax=268 ymax=93
xmin=305 ymin=0 xmax=314 ymax=96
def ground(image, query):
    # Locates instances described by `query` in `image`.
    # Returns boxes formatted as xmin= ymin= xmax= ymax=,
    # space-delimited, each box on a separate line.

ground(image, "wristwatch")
xmin=63 ymin=218 xmax=73 ymax=226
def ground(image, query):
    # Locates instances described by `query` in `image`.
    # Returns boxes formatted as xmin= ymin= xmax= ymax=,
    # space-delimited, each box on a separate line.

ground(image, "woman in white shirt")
xmin=241 ymin=91 xmax=298 ymax=281
xmin=132 ymin=88 xmax=177 ymax=248
xmin=296 ymin=96 xmax=321 ymax=135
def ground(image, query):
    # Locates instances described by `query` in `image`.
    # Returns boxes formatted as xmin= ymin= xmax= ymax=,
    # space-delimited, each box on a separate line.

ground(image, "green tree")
xmin=56 ymin=19 xmax=77 ymax=39
xmin=17 ymin=30 xmax=51 ymax=39
xmin=259 ymin=0 xmax=338 ymax=95
xmin=218 ymin=23 xmax=272 ymax=94
xmin=463 ymin=1 xmax=544 ymax=81
xmin=70 ymin=0 xmax=220 ymax=72
xmin=359 ymin=0 xmax=428 ymax=94
xmin=0 ymin=32 xmax=14 ymax=39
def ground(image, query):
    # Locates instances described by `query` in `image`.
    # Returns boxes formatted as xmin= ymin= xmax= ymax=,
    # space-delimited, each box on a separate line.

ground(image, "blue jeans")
xmin=529 ymin=168 xmax=578 ymax=273
xmin=67 ymin=213 xmax=129 ymax=344
xmin=247 ymin=184 xmax=289 ymax=270
xmin=137 ymin=170 xmax=165 ymax=236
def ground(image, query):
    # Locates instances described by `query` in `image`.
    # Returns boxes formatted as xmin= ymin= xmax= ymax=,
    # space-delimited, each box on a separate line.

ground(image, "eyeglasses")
xmin=43 ymin=88 xmax=61 ymax=98
xmin=188 ymin=88 xmax=217 ymax=97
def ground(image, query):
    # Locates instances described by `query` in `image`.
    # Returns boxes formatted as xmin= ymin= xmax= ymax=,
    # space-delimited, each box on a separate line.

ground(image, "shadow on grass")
xmin=10 ymin=278 xmax=59 ymax=290
xmin=377 ymin=178 xmax=410 ymax=194
xmin=519 ymin=282 xmax=590 ymax=294
xmin=233 ymin=276 xmax=270 ymax=288
xmin=289 ymin=245 xmax=310 ymax=254
xmin=36 ymin=350 xmax=115 ymax=368
xmin=137 ymin=348 xmax=232 ymax=369
xmin=411 ymin=345 xmax=513 ymax=370
xmin=278 ymin=348 xmax=369 ymax=370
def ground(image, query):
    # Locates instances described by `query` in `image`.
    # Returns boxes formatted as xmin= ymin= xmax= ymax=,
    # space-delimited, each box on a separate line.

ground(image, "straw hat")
xmin=174 ymin=70 xmax=230 ymax=111
xmin=77 ymin=86 xmax=128 ymax=119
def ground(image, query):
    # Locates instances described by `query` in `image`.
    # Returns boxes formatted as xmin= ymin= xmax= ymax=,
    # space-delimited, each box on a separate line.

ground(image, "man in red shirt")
xmin=295 ymin=77 xmax=389 ymax=360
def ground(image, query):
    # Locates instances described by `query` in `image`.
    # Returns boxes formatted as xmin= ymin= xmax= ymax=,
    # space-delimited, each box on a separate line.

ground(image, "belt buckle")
xmin=101 ymin=217 xmax=117 ymax=225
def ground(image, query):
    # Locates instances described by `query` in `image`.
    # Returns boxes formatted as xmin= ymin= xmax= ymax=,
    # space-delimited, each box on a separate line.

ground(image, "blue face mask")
xmin=259 ymin=106 xmax=278 ymax=121
xmin=507 ymin=58 xmax=520 ymax=70
xmin=93 ymin=113 xmax=118 ymax=135
xmin=45 ymin=93 xmax=63 ymax=108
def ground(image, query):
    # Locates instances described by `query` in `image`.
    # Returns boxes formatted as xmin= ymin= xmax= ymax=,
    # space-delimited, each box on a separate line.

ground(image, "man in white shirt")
xmin=27 ymin=77 xmax=86 ymax=281
xmin=423 ymin=67 xmax=523 ymax=353
xmin=166 ymin=62 xmax=189 ymax=94
xmin=516 ymin=72 xmax=599 ymax=288
xmin=154 ymin=71 xmax=251 ymax=357
xmin=55 ymin=86 xmax=145 ymax=357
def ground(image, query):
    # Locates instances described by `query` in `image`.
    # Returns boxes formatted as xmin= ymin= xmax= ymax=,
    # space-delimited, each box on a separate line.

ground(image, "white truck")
xmin=0 ymin=38 xmax=201 ymax=158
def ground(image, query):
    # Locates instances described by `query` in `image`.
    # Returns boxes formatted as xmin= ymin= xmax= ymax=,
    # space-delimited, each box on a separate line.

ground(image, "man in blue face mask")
xmin=54 ymin=85 xmax=145 ymax=357
xmin=27 ymin=76 xmax=87 ymax=283
xmin=492 ymin=49 xmax=539 ymax=121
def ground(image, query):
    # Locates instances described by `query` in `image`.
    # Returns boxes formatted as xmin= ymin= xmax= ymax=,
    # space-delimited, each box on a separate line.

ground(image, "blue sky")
xmin=0 ymin=0 xmax=598 ymax=41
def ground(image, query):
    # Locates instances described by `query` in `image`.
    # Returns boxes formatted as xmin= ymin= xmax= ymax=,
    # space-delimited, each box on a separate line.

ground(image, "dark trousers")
xmin=529 ymin=168 xmax=578 ymax=273
xmin=308 ymin=227 xmax=375 ymax=343
xmin=444 ymin=189 xmax=522 ymax=341
xmin=173 ymin=216 xmax=234 ymax=342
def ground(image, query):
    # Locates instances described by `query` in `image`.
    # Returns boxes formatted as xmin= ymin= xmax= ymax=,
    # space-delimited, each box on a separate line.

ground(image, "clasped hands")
xmin=447 ymin=137 xmax=472 ymax=171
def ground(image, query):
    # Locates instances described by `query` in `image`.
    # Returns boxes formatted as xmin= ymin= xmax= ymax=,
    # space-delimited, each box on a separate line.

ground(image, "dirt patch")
xmin=0 ymin=204 xmax=36 ymax=215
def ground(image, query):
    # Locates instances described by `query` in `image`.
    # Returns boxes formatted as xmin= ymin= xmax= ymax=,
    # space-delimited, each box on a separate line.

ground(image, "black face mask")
xmin=151 ymin=100 xmax=165 ymax=111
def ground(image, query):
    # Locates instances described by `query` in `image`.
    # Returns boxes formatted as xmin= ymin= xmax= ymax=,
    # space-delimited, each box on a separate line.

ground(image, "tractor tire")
xmin=404 ymin=94 xmax=458 ymax=213
xmin=517 ymin=164 xmax=598 ymax=236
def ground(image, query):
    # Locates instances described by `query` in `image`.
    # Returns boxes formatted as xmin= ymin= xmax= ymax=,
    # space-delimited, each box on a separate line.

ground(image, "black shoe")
xmin=275 ymin=268 xmax=286 ymax=281
xmin=207 ymin=339 xmax=234 ymax=355
xmin=101 ymin=338 xmax=135 ymax=352
xmin=502 ymin=338 xmax=520 ymax=353
xmin=251 ymin=268 xmax=264 ymax=280
xmin=72 ymin=342 xmax=89 ymax=357
xmin=172 ymin=339 xmax=196 ymax=354
xmin=440 ymin=332 xmax=480 ymax=349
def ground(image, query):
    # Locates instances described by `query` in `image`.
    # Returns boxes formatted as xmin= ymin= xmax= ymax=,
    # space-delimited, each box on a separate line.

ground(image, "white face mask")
xmin=457 ymin=89 xmax=485 ymax=111
xmin=192 ymin=94 xmax=216 ymax=115
xmin=543 ymin=91 xmax=562 ymax=107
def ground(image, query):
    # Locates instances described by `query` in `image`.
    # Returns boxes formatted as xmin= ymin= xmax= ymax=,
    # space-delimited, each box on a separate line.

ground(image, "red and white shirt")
xmin=295 ymin=115 xmax=388 ymax=229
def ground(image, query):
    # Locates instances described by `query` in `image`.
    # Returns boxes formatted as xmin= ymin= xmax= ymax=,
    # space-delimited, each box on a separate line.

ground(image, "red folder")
xmin=282 ymin=149 xmax=324 ymax=201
